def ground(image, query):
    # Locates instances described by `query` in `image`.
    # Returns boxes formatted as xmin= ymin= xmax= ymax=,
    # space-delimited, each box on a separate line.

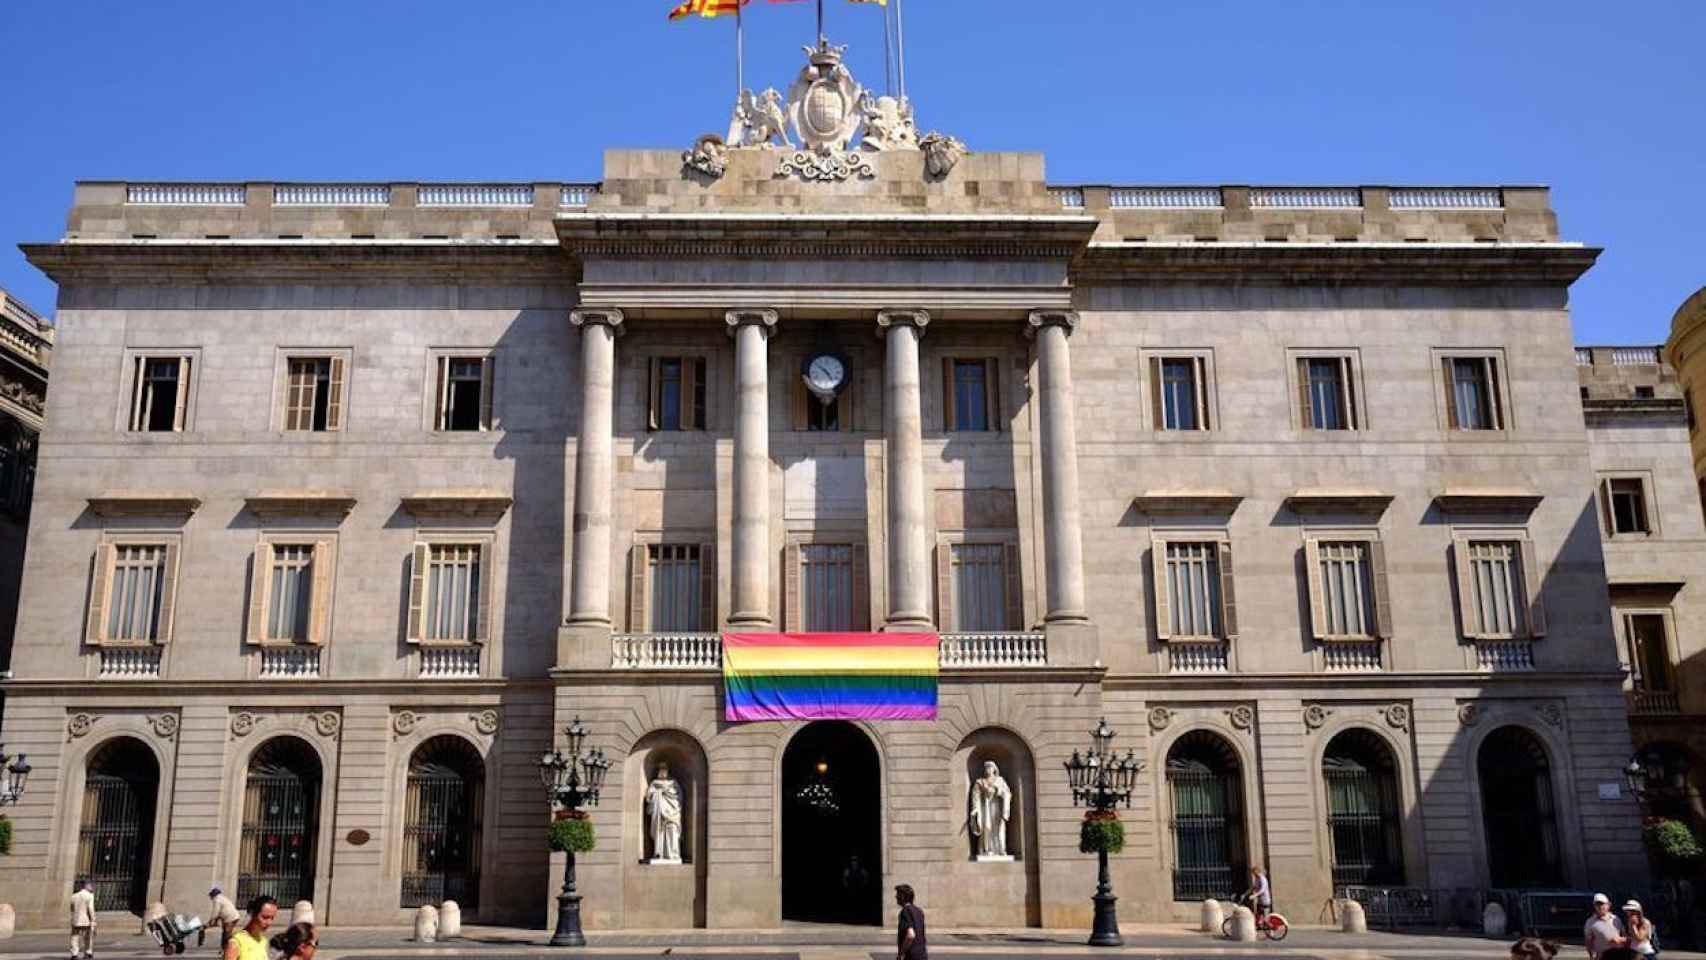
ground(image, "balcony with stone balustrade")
xmin=609 ymin=632 xmax=1047 ymax=671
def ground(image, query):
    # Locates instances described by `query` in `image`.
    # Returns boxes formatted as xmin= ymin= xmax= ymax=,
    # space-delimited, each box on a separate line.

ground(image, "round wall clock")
xmin=803 ymin=352 xmax=847 ymax=404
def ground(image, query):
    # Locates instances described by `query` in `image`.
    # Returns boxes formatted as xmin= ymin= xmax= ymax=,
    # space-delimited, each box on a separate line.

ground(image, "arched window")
xmin=1323 ymin=729 xmax=1405 ymax=887
xmin=1477 ymin=726 xmax=1563 ymax=888
xmin=402 ymin=736 xmax=485 ymax=909
xmin=238 ymin=737 xmax=322 ymax=905
xmin=1166 ymin=730 xmax=1248 ymax=902
xmin=79 ymin=738 xmax=160 ymax=913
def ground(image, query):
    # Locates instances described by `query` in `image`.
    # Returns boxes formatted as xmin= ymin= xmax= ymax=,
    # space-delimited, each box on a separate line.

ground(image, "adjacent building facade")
xmin=0 ymin=61 xmax=1657 ymax=929
xmin=0 ymin=286 xmax=52 ymax=677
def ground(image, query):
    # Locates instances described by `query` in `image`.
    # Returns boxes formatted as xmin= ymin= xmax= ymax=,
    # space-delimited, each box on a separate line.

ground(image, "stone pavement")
xmin=4 ymin=924 xmax=1702 ymax=960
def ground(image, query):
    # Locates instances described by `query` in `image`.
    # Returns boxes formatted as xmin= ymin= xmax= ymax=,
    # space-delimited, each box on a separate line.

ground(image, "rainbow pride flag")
xmin=722 ymin=633 xmax=939 ymax=722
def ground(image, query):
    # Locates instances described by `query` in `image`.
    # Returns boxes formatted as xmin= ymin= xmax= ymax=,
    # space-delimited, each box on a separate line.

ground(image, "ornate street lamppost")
xmin=1064 ymin=718 xmax=1143 ymax=947
xmin=538 ymin=716 xmax=610 ymax=947
xmin=0 ymin=744 xmax=30 ymax=807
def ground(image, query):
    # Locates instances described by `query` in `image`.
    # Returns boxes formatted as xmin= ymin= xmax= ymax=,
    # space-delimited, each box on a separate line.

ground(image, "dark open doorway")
xmin=781 ymin=721 xmax=882 ymax=925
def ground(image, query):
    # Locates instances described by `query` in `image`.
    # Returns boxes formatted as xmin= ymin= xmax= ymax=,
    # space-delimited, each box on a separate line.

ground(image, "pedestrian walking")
xmin=223 ymin=896 xmax=278 ymax=960
xmin=1621 ymin=900 xmax=1658 ymax=957
xmin=894 ymin=884 xmax=927 ymax=960
xmin=69 ymin=879 xmax=96 ymax=960
xmin=268 ymin=923 xmax=317 ymax=960
xmin=1584 ymin=893 xmax=1627 ymax=960
xmin=206 ymin=886 xmax=241 ymax=952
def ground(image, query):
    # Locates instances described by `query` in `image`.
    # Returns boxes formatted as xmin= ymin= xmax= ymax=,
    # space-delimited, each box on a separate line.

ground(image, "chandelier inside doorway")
xmin=793 ymin=759 xmax=841 ymax=814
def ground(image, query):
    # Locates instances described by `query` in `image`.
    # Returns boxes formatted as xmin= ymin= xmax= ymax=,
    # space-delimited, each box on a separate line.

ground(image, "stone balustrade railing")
xmin=127 ymin=183 xmax=246 ymax=206
xmin=275 ymin=184 xmax=391 ymax=206
xmin=1476 ymin=640 xmax=1535 ymax=672
xmin=1322 ymin=641 xmax=1383 ymax=672
xmin=1167 ymin=642 xmax=1230 ymax=674
xmin=260 ymin=646 xmax=322 ymax=679
xmin=1575 ymin=348 xmax=1594 ymax=366
xmin=118 ymin=182 xmax=598 ymax=209
xmin=1388 ymin=187 xmax=1503 ymax=209
xmin=938 ymin=633 xmax=1047 ymax=668
xmin=420 ymin=645 xmax=483 ymax=679
xmin=99 ymin=646 xmax=162 ymax=678
xmin=419 ymin=184 xmax=536 ymax=207
xmin=1611 ymin=347 xmax=1662 ymax=366
xmin=1109 ymin=187 xmax=1223 ymax=209
xmin=1250 ymin=187 xmax=1363 ymax=209
xmin=611 ymin=634 xmax=722 ymax=670
xmin=1627 ymin=689 xmax=1681 ymax=716
xmin=1048 ymin=187 xmax=1085 ymax=209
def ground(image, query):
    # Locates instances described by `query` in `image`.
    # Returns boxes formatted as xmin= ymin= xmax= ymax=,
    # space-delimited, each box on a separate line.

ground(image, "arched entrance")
xmin=1166 ymin=730 xmax=1248 ymax=902
xmin=781 ymin=721 xmax=882 ymax=925
xmin=401 ymin=736 xmax=484 ymax=910
xmin=238 ymin=737 xmax=322 ymax=905
xmin=1477 ymin=725 xmax=1563 ymax=888
xmin=1323 ymin=729 xmax=1405 ymax=886
xmin=78 ymin=737 xmax=159 ymax=913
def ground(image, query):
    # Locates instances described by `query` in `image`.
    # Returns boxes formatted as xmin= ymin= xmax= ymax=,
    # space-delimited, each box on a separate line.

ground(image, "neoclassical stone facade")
xmin=0 ymin=286 xmax=51 ymax=677
xmin=0 ymin=133 xmax=1656 ymax=928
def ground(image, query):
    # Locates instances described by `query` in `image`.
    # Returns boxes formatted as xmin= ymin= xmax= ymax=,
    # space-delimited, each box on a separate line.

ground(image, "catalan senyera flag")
xmin=668 ymin=0 xmax=744 ymax=20
xmin=723 ymin=633 xmax=939 ymax=722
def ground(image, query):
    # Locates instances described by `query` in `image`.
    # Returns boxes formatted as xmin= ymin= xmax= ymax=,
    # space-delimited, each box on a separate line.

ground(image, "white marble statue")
xmin=645 ymin=763 xmax=684 ymax=863
xmin=728 ymin=88 xmax=791 ymax=149
xmin=969 ymin=760 xmax=1014 ymax=861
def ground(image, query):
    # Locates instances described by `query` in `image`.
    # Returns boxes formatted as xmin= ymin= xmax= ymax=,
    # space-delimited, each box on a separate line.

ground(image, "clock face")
xmin=806 ymin=354 xmax=846 ymax=394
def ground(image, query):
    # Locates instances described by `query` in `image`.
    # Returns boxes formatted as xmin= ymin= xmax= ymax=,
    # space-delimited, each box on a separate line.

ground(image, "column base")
xmin=557 ymin=621 xmax=613 ymax=671
xmin=726 ymin=614 xmax=774 ymax=631
xmin=884 ymin=616 xmax=935 ymax=632
xmin=1043 ymin=618 xmax=1099 ymax=667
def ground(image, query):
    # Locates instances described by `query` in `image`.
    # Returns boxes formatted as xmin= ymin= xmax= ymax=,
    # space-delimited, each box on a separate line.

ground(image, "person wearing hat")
xmin=1583 ymin=893 xmax=1626 ymax=960
xmin=1620 ymin=900 xmax=1657 ymax=957
xmin=207 ymin=886 xmax=241 ymax=953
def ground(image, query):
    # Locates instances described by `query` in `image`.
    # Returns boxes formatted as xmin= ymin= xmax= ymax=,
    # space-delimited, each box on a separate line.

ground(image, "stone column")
xmin=566 ymin=308 xmax=623 ymax=628
xmin=878 ymin=309 xmax=933 ymax=629
xmin=1029 ymin=311 xmax=1089 ymax=623
xmin=727 ymin=309 xmax=778 ymax=628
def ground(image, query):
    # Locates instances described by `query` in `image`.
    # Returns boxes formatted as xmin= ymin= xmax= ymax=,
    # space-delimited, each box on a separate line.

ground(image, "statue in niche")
xmin=645 ymin=763 xmax=683 ymax=863
xmin=969 ymin=760 xmax=1014 ymax=861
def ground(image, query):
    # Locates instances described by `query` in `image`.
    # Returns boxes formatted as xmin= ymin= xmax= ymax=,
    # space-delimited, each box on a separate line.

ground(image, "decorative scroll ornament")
xmin=727 ymin=88 xmax=791 ymax=149
xmin=1147 ymin=706 xmax=1174 ymax=732
xmin=682 ymin=134 xmax=730 ymax=180
xmin=777 ymin=148 xmax=876 ymax=183
xmin=314 ymin=711 xmax=341 ymax=738
xmin=392 ymin=710 xmax=419 ymax=736
xmin=68 ymin=713 xmax=97 ymax=739
xmin=150 ymin=714 xmax=180 ymax=740
xmin=1457 ymin=703 xmax=1482 ymax=727
xmin=1227 ymin=705 xmax=1255 ymax=731
xmin=1536 ymin=703 xmax=1565 ymax=729
xmin=231 ymin=712 xmax=258 ymax=737
xmin=1383 ymin=704 xmax=1412 ymax=732
xmin=472 ymin=709 xmax=500 ymax=735
xmin=1302 ymin=704 xmax=1332 ymax=731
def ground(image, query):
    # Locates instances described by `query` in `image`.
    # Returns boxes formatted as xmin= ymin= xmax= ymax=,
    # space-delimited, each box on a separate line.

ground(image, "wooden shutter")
xmin=1451 ymin=538 xmax=1479 ymax=639
xmin=1441 ymin=358 xmax=1460 ymax=429
xmin=171 ymin=357 xmax=192 ymax=431
xmin=1369 ymin=540 xmax=1394 ymax=639
xmin=791 ymin=374 xmax=809 ymax=431
xmin=852 ymin=543 xmax=871 ymax=631
xmin=647 ymin=357 xmax=662 ymax=431
xmin=1520 ymin=537 xmax=1547 ymax=638
xmin=1598 ymin=478 xmax=1616 ymax=535
xmin=783 ymin=542 xmax=802 ymax=631
xmin=1194 ymin=357 xmax=1210 ymax=430
xmin=326 ymin=356 xmax=347 ymax=431
xmin=984 ymin=358 xmax=1001 ymax=432
xmin=1003 ymin=541 xmax=1023 ymax=631
xmin=1217 ymin=541 xmax=1238 ymax=639
xmin=628 ymin=544 xmax=649 ymax=633
xmin=478 ymin=357 xmax=495 ymax=430
xmin=156 ymin=543 xmax=182 ymax=643
xmin=406 ymin=542 xmax=430 ymax=642
xmin=1304 ymin=538 xmax=1326 ymax=639
xmin=1486 ymin=357 xmax=1505 ymax=430
xmin=1151 ymin=538 xmax=1171 ymax=641
xmin=128 ymin=357 xmax=147 ymax=431
xmin=1341 ymin=357 xmax=1359 ymax=430
xmin=1149 ymin=357 xmax=1164 ymax=430
xmin=936 ymin=541 xmax=955 ymax=632
xmin=308 ymin=541 xmax=335 ymax=645
xmin=86 ymin=544 xmax=114 ymax=644
xmin=434 ymin=357 xmax=451 ymax=431
xmin=1296 ymin=358 xmax=1314 ymax=430
xmin=698 ymin=542 xmax=717 ymax=631
xmin=681 ymin=357 xmax=698 ymax=431
xmin=247 ymin=543 xmax=272 ymax=645
xmin=475 ymin=542 xmax=495 ymax=642
xmin=941 ymin=357 xmax=958 ymax=431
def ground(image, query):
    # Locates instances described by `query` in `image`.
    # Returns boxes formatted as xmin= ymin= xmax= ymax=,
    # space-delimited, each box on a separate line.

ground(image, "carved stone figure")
xmin=858 ymin=93 xmax=918 ymax=151
xmin=920 ymin=132 xmax=967 ymax=179
xmin=645 ymin=763 xmax=684 ymax=863
xmin=682 ymin=135 xmax=730 ymax=180
xmin=969 ymin=760 xmax=1014 ymax=861
xmin=728 ymin=88 xmax=791 ymax=149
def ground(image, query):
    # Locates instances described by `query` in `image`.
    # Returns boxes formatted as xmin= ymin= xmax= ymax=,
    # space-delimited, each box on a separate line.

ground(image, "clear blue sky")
xmin=2 ymin=0 xmax=1701 ymax=344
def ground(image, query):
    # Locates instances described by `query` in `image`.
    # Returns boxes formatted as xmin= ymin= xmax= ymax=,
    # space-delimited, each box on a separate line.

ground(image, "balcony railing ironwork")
xmin=1627 ymin=689 xmax=1681 ymax=716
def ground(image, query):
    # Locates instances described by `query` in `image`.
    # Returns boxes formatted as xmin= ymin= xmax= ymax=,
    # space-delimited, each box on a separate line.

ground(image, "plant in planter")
xmin=1644 ymin=817 xmax=1703 ymax=867
xmin=548 ymin=811 xmax=597 ymax=854
xmin=1079 ymin=810 xmax=1125 ymax=856
xmin=0 ymin=816 xmax=12 ymax=856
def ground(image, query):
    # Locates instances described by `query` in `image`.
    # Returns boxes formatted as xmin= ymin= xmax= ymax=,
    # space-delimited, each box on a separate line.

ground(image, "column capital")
xmin=875 ymin=308 xmax=931 ymax=338
xmin=1026 ymin=310 xmax=1079 ymax=338
xmin=725 ymin=308 xmax=779 ymax=338
xmin=570 ymin=308 xmax=626 ymax=334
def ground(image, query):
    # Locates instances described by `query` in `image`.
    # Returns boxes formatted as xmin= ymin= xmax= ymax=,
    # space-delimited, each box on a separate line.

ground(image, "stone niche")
xmin=620 ymin=730 xmax=709 ymax=928
xmin=944 ymin=727 xmax=1041 ymax=927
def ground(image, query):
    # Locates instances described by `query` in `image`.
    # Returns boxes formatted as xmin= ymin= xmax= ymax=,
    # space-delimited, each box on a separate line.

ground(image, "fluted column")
xmin=878 ymin=309 xmax=933 ymax=629
xmin=727 ymin=309 xmax=779 ymax=628
xmin=1029 ymin=310 xmax=1089 ymax=623
xmin=566 ymin=308 xmax=623 ymax=627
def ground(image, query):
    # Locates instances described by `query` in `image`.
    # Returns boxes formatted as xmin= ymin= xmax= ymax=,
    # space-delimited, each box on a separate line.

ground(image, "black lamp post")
xmin=1064 ymin=718 xmax=1143 ymax=947
xmin=537 ymin=717 xmax=610 ymax=948
xmin=0 ymin=744 xmax=30 ymax=807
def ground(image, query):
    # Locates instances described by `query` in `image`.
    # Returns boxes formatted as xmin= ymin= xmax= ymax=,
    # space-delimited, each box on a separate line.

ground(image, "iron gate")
xmin=1325 ymin=763 xmax=1404 ymax=886
xmin=237 ymin=772 xmax=318 ymax=905
xmin=79 ymin=773 xmax=154 ymax=912
xmin=1168 ymin=763 xmax=1244 ymax=901
xmin=401 ymin=768 xmax=483 ymax=908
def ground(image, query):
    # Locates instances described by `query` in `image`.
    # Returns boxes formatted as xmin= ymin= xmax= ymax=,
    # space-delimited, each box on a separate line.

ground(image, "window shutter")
xmin=129 ymin=356 xmax=147 ymax=431
xmin=837 ymin=377 xmax=854 ymax=432
xmin=1217 ymin=541 xmax=1238 ymax=639
xmin=434 ymin=357 xmax=451 ymax=431
xmin=852 ymin=543 xmax=871 ymax=631
xmin=406 ymin=542 xmax=430 ymax=643
xmin=783 ymin=542 xmax=802 ymax=631
xmin=791 ymin=374 xmax=809 ymax=431
xmin=1451 ymin=538 xmax=1479 ymax=639
xmin=1369 ymin=541 xmax=1394 ymax=639
xmin=698 ymin=542 xmax=717 ymax=632
xmin=475 ymin=542 xmax=495 ymax=643
xmin=628 ymin=544 xmax=649 ymax=633
xmin=647 ymin=357 xmax=662 ymax=431
xmin=936 ymin=541 xmax=955 ymax=632
xmin=1003 ymin=541 xmax=1023 ymax=631
xmin=1341 ymin=357 xmax=1359 ymax=430
xmin=1149 ymin=357 xmax=1164 ymax=430
xmin=86 ymin=544 xmax=114 ymax=644
xmin=1296 ymin=358 xmax=1314 ymax=430
xmin=171 ymin=357 xmax=192 ymax=431
xmin=326 ymin=356 xmax=347 ymax=431
xmin=984 ymin=358 xmax=1001 ymax=432
xmin=1486 ymin=357 xmax=1505 ymax=430
xmin=1194 ymin=356 xmax=1210 ymax=430
xmin=157 ymin=543 xmax=182 ymax=643
xmin=1151 ymin=538 xmax=1171 ymax=641
xmin=942 ymin=357 xmax=958 ymax=431
xmin=1520 ymin=537 xmax=1547 ymax=638
xmin=681 ymin=357 xmax=699 ymax=431
xmin=247 ymin=543 xmax=271 ymax=645
xmin=1599 ymin=478 xmax=1616 ymax=535
xmin=478 ymin=357 xmax=495 ymax=430
xmin=308 ymin=540 xmax=334 ymax=645
xmin=1441 ymin=359 xmax=1459 ymax=429
xmin=1304 ymin=538 xmax=1326 ymax=639
xmin=695 ymin=358 xmax=710 ymax=430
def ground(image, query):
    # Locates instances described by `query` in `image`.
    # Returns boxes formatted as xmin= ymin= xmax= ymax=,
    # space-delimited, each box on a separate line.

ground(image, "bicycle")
xmin=1222 ymin=902 xmax=1291 ymax=941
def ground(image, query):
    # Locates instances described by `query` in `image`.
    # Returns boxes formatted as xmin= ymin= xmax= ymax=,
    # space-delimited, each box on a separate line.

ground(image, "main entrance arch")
xmin=1477 ymin=725 xmax=1563 ymax=888
xmin=781 ymin=721 xmax=882 ymax=925
xmin=78 ymin=737 xmax=159 ymax=913
xmin=401 ymin=735 xmax=484 ymax=910
xmin=238 ymin=737 xmax=323 ymax=905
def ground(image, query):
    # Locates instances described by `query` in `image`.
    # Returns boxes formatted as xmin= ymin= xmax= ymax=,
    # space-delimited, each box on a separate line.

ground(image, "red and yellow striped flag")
xmin=668 ymin=0 xmax=745 ymax=20
xmin=848 ymin=0 xmax=887 ymax=5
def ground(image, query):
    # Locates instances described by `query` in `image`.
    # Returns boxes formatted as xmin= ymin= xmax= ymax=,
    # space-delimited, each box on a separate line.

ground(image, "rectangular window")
xmin=434 ymin=356 xmax=492 ymax=432
xmin=801 ymin=544 xmax=856 ymax=632
xmin=647 ymin=544 xmax=703 ymax=632
xmin=942 ymin=358 xmax=1000 ymax=432
xmin=425 ymin=544 xmax=482 ymax=641
xmin=130 ymin=357 xmax=191 ymax=432
xmin=649 ymin=357 xmax=707 ymax=431
xmin=1298 ymin=356 xmax=1359 ymax=430
xmin=950 ymin=543 xmax=1007 ymax=632
xmin=1151 ymin=357 xmax=1211 ymax=431
xmin=1443 ymin=356 xmax=1505 ymax=431
xmin=1624 ymin=613 xmax=1673 ymax=692
xmin=106 ymin=545 xmax=167 ymax=641
xmin=1464 ymin=540 xmax=1524 ymax=637
xmin=1164 ymin=542 xmax=1222 ymax=638
xmin=1602 ymin=478 xmax=1651 ymax=535
xmin=284 ymin=357 xmax=346 ymax=431
xmin=1315 ymin=542 xmax=1373 ymax=637
xmin=264 ymin=545 xmax=314 ymax=641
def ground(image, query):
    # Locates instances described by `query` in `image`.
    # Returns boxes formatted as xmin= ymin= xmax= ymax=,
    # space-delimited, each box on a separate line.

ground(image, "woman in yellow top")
xmin=223 ymin=896 xmax=278 ymax=960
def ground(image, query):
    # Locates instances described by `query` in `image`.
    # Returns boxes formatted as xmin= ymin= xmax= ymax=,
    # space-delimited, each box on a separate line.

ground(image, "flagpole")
xmin=894 ymin=0 xmax=907 ymax=99
xmin=736 ymin=0 xmax=744 ymax=96
xmin=816 ymin=0 xmax=824 ymax=44
xmin=882 ymin=0 xmax=894 ymax=96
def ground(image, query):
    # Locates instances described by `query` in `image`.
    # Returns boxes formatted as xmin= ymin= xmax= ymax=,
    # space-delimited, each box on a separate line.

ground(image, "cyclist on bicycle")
xmin=1241 ymin=866 xmax=1272 ymax=924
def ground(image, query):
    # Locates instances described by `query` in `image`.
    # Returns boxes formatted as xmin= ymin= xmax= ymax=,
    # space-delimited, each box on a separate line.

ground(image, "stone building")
xmin=0 ymin=48 xmax=1653 ymax=930
xmin=0 ymin=286 xmax=52 ymax=676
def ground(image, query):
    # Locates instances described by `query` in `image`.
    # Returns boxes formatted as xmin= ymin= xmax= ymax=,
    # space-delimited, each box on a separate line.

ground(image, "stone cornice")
xmin=1432 ymin=487 xmax=1545 ymax=516
xmin=1132 ymin=490 xmax=1244 ymax=517
xmin=400 ymin=490 xmax=513 ymax=521
xmin=21 ymin=241 xmax=575 ymax=284
xmin=87 ymin=493 xmax=202 ymax=520
xmin=244 ymin=492 xmax=358 ymax=521
xmin=1075 ymin=241 xmax=1601 ymax=285
xmin=1284 ymin=489 xmax=1395 ymax=517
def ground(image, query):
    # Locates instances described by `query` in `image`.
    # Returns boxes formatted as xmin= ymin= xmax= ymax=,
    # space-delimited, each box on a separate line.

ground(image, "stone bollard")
xmin=291 ymin=901 xmax=314 ymax=926
xmin=438 ymin=900 xmax=461 ymax=938
xmin=0 ymin=903 xmax=15 ymax=939
xmin=1199 ymin=898 xmax=1224 ymax=933
xmin=1227 ymin=905 xmax=1257 ymax=942
xmin=1340 ymin=898 xmax=1367 ymax=933
xmin=142 ymin=902 xmax=167 ymax=934
xmin=414 ymin=904 xmax=439 ymax=943
xmin=1482 ymin=901 xmax=1507 ymax=938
